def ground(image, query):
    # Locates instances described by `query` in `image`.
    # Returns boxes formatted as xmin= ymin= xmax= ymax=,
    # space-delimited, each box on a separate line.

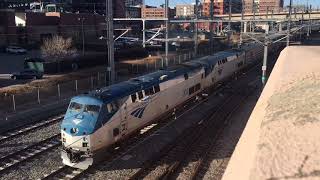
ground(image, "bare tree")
xmin=41 ymin=35 xmax=77 ymax=62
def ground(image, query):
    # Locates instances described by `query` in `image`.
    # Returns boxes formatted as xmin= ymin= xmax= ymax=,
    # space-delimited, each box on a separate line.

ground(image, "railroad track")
xmin=0 ymin=134 xmax=61 ymax=175
xmin=0 ymin=115 xmax=64 ymax=143
xmin=129 ymin=72 xmax=258 ymax=180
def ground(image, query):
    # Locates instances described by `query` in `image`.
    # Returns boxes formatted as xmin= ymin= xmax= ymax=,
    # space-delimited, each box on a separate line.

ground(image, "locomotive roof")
xmin=73 ymin=45 xmax=255 ymax=104
xmin=82 ymin=62 xmax=204 ymax=103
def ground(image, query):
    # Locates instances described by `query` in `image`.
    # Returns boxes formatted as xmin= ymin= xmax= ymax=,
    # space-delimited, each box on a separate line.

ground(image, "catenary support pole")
xmin=106 ymin=0 xmax=115 ymax=84
xmin=228 ymin=0 xmax=232 ymax=47
xmin=239 ymin=0 xmax=244 ymax=47
xmin=142 ymin=19 xmax=146 ymax=48
xmin=262 ymin=25 xmax=269 ymax=86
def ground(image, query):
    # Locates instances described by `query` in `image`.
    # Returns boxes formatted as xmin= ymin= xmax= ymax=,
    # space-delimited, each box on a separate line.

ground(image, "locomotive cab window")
xmin=107 ymin=103 xmax=117 ymax=113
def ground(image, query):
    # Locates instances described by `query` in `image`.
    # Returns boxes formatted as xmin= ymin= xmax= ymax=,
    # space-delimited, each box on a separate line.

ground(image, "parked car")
xmin=11 ymin=69 xmax=43 ymax=80
xmin=6 ymin=46 xmax=27 ymax=54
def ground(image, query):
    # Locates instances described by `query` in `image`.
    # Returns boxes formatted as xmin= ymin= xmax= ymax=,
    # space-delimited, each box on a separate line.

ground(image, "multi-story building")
xmin=141 ymin=6 xmax=175 ymax=18
xmin=202 ymin=0 xmax=242 ymax=16
xmin=125 ymin=0 xmax=143 ymax=7
xmin=243 ymin=0 xmax=284 ymax=13
xmin=176 ymin=4 xmax=196 ymax=18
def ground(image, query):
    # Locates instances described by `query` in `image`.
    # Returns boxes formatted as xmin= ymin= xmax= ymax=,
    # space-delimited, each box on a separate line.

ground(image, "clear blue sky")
xmin=145 ymin=0 xmax=320 ymax=7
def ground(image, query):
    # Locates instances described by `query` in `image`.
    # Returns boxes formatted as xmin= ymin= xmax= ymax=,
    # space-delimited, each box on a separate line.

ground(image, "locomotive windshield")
xmin=68 ymin=102 xmax=100 ymax=114
xmin=69 ymin=102 xmax=83 ymax=112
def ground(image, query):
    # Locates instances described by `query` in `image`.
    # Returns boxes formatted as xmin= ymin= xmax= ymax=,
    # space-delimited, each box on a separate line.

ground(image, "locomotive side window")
xmin=84 ymin=105 xmax=100 ymax=114
xmin=131 ymin=94 xmax=137 ymax=103
xmin=189 ymin=86 xmax=195 ymax=95
xmin=138 ymin=91 xmax=143 ymax=100
xmin=111 ymin=102 xmax=118 ymax=112
xmin=107 ymin=104 xmax=112 ymax=113
xmin=154 ymin=85 xmax=160 ymax=93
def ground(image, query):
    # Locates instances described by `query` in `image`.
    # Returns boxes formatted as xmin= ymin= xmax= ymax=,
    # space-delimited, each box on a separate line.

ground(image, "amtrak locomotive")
xmin=61 ymin=41 xmax=283 ymax=169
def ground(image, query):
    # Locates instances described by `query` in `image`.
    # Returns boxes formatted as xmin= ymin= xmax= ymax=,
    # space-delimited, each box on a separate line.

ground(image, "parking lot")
xmin=0 ymin=50 xmax=40 ymax=88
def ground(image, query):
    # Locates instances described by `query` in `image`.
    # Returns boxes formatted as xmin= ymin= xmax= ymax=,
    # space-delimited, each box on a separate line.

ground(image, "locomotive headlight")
xmin=83 ymin=137 xmax=88 ymax=142
xmin=62 ymin=138 xmax=66 ymax=142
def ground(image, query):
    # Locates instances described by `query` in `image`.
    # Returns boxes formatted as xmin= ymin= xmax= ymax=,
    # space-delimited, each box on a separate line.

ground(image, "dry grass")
xmin=0 ymin=66 xmax=107 ymax=96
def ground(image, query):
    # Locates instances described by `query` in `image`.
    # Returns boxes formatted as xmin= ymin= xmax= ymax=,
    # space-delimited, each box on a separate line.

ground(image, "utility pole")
xmin=165 ymin=0 xmax=169 ymax=66
xmin=286 ymin=0 xmax=292 ymax=47
xmin=210 ymin=0 xmax=214 ymax=54
xmin=194 ymin=0 xmax=199 ymax=56
xmin=106 ymin=0 xmax=115 ymax=84
xmin=262 ymin=25 xmax=269 ymax=86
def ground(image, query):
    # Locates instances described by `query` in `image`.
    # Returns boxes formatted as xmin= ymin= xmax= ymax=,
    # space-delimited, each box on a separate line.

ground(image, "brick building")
xmin=0 ymin=9 xmax=17 ymax=46
xmin=243 ymin=0 xmax=284 ymax=13
xmin=141 ymin=6 xmax=175 ymax=18
xmin=202 ymin=0 xmax=242 ymax=16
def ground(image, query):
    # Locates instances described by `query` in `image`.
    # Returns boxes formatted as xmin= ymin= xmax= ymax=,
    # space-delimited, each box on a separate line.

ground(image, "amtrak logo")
xmin=130 ymin=96 xmax=152 ymax=118
xmin=73 ymin=119 xmax=82 ymax=125
xmin=131 ymin=106 xmax=147 ymax=118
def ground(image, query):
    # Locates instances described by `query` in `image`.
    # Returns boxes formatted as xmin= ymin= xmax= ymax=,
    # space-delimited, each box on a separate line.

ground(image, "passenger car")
xmin=11 ymin=69 xmax=43 ymax=80
xmin=6 ymin=46 xmax=27 ymax=54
